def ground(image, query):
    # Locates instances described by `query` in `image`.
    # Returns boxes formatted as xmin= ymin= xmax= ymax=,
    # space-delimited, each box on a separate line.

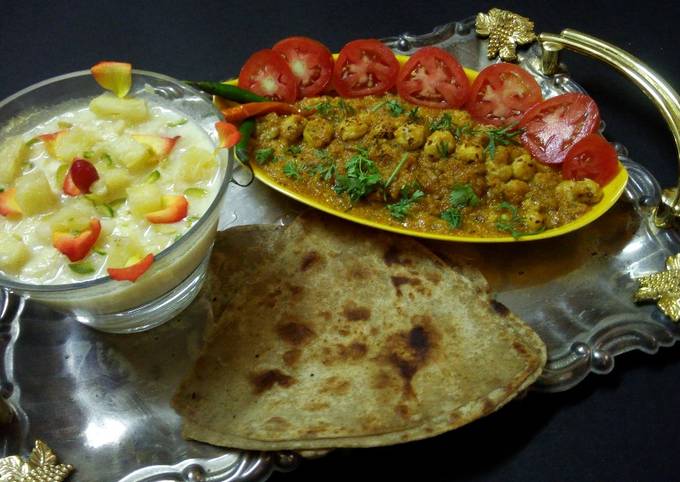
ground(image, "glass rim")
xmin=0 ymin=69 xmax=232 ymax=293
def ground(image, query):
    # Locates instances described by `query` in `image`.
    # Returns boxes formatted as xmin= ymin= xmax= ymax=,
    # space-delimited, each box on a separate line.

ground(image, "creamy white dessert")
xmin=0 ymin=92 xmax=222 ymax=285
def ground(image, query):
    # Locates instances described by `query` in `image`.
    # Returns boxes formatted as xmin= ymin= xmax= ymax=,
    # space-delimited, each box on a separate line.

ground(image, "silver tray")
xmin=2 ymin=14 xmax=679 ymax=482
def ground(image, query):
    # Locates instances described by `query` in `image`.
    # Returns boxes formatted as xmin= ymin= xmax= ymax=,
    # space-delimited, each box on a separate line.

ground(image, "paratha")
xmin=173 ymin=212 xmax=546 ymax=450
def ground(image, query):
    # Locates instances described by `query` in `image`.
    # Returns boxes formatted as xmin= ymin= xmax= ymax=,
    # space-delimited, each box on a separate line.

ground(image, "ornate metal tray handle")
xmin=537 ymin=29 xmax=680 ymax=229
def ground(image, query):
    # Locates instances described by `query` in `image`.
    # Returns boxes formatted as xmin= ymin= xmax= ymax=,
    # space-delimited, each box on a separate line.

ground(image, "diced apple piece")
xmin=0 ymin=233 xmax=30 ymax=273
xmin=91 ymin=61 xmax=132 ymax=98
xmin=127 ymin=184 xmax=162 ymax=217
xmin=0 ymin=137 xmax=29 ymax=184
xmin=131 ymin=134 xmax=180 ymax=160
xmin=178 ymin=147 xmax=216 ymax=182
xmin=145 ymin=194 xmax=188 ymax=224
xmin=0 ymin=188 xmax=22 ymax=218
xmin=14 ymin=171 xmax=58 ymax=215
xmin=52 ymin=127 xmax=100 ymax=162
xmin=39 ymin=130 xmax=67 ymax=157
xmin=52 ymin=218 xmax=101 ymax=262
xmin=101 ymin=135 xmax=154 ymax=172
xmin=106 ymin=235 xmax=145 ymax=268
xmin=107 ymin=253 xmax=154 ymax=282
xmin=89 ymin=93 xmax=149 ymax=123
xmin=48 ymin=199 xmax=97 ymax=233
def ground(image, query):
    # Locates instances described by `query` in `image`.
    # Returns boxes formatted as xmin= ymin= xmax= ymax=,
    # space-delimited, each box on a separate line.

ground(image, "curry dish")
xmin=248 ymin=94 xmax=603 ymax=238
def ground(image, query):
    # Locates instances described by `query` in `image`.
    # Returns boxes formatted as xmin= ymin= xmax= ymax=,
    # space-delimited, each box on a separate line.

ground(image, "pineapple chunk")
xmin=178 ymin=147 xmax=216 ymax=182
xmin=53 ymin=127 xmax=99 ymax=162
xmin=0 ymin=136 xmax=29 ymax=184
xmin=91 ymin=167 xmax=133 ymax=202
xmin=127 ymin=184 xmax=162 ymax=217
xmin=106 ymin=235 xmax=145 ymax=268
xmin=99 ymin=136 xmax=154 ymax=172
xmin=89 ymin=93 xmax=149 ymax=123
xmin=0 ymin=233 xmax=30 ymax=273
xmin=14 ymin=171 xmax=58 ymax=215
xmin=48 ymin=199 xmax=97 ymax=232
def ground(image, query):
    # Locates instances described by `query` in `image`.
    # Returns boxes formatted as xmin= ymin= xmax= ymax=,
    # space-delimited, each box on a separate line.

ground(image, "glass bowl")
xmin=0 ymin=69 xmax=233 ymax=333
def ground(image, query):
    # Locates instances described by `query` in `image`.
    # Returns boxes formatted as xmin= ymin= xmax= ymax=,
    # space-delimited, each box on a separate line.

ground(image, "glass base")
xmin=71 ymin=254 xmax=210 ymax=334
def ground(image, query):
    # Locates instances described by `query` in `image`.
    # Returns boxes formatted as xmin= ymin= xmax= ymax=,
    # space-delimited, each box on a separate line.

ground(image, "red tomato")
xmin=562 ymin=134 xmax=620 ymax=186
xmin=273 ymin=36 xmax=334 ymax=98
xmin=396 ymin=47 xmax=470 ymax=108
xmin=238 ymin=49 xmax=297 ymax=103
xmin=332 ymin=39 xmax=400 ymax=97
xmin=519 ymin=93 xmax=600 ymax=164
xmin=466 ymin=63 xmax=542 ymax=126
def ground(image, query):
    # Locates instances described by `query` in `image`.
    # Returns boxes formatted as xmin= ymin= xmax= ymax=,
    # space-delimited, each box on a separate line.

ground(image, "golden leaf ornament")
xmin=475 ymin=8 xmax=537 ymax=61
xmin=634 ymin=253 xmax=680 ymax=321
xmin=0 ymin=441 xmax=73 ymax=482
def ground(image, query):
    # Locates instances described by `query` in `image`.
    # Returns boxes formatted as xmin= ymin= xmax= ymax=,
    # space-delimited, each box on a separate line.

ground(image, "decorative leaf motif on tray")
xmin=475 ymin=8 xmax=536 ymax=61
xmin=0 ymin=441 xmax=73 ymax=482
xmin=634 ymin=253 xmax=680 ymax=321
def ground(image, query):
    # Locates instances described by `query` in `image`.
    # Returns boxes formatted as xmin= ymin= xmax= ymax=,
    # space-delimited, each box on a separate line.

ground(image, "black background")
xmin=2 ymin=0 xmax=680 ymax=480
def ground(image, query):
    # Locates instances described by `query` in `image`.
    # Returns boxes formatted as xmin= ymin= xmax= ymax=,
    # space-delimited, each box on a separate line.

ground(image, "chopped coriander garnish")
xmin=287 ymin=144 xmax=302 ymax=156
xmin=495 ymin=201 xmax=544 ymax=238
xmin=333 ymin=148 xmax=382 ymax=202
xmin=314 ymin=101 xmax=334 ymax=117
xmin=441 ymin=208 xmax=463 ymax=228
xmin=485 ymin=123 xmax=522 ymax=160
xmin=441 ymin=184 xmax=480 ymax=229
xmin=407 ymin=107 xmax=420 ymax=122
xmin=283 ymin=159 xmax=303 ymax=180
xmin=69 ymin=261 xmax=95 ymax=274
xmin=430 ymin=112 xmax=452 ymax=131
xmin=167 ymin=118 xmax=188 ymax=127
xmin=387 ymin=188 xmax=424 ymax=221
xmin=436 ymin=141 xmax=450 ymax=158
xmin=371 ymin=99 xmax=405 ymax=117
xmin=454 ymin=124 xmax=477 ymax=140
xmin=384 ymin=153 xmax=409 ymax=191
xmin=312 ymin=161 xmax=336 ymax=181
xmin=337 ymin=99 xmax=356 ymax=116
xmin=255 ymin=147 xmax=276 ymax=165
xmin=314 ymin=148 xmax=331 ymax=161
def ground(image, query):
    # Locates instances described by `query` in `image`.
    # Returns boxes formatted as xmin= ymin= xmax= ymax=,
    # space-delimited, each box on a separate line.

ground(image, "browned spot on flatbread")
xmin=347 ymin=264 xmax=373 ymax=280
xmin=490 ymin=299 xmax=510 ymax=317
xmin=482 ymin=398 xmax=496 ymax=415
xmin=277 ymin=321 xmax=316 ymax=346
xmin=264 ymin=287 xmax=283 ymax=308
xmin=383 ymin=245 xmax=413 ymax=267
xmin=282 ymin=349 xmax=302 ymax=367
xmin=426 ymin=271 xmax=442 ymax=285
xmin=391 ymin=275 xmax=421 ymax=296
xmin=395 ymin=403 xmax=410 ymax=419
xmin=300 ymin=250 xmax=322 ymax=271
xmin=342 ymin=301 xmax=371 ymax=321
xmin=286 ymin=284 xmax=304 ymax=297
xmin=304 ymin=401 xmax=331 ymax=412
xmin=319 ymin=310 xmax=332 ymax=321
xmin=512 ymin=341 xmax=528 ymax=356
xmin=249 ymin=369 xmax=296 ymax=394
xmin=338 ymin=341 xmax=368 ymax=360
xmin=382 ymin=316 xmax=440 ymax=397
xmin=320 ymin=376 xmax=351 ymax=395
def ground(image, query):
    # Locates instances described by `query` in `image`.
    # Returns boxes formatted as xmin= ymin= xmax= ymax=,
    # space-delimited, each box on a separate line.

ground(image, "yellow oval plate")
xmin=226 ymin=56 xmax=629 ymax=243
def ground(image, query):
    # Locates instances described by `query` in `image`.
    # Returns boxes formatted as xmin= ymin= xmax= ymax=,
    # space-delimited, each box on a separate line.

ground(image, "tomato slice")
xmin=518 ymin=93 xmax=601 ymax=164
xmin=273 ymin=36 xmax=334 ymax=98
xmin=332 ymin=39 xmax=400 ymax=98
xmin=466 ymin=63 xmax=542 ymax=126
xmin=562 ymin=134 xmax=620 ymax=186
xmin=238 ymin=49 xmax=297 ymax=103
xmin=396 ymin=47 xmax=470 ymax=108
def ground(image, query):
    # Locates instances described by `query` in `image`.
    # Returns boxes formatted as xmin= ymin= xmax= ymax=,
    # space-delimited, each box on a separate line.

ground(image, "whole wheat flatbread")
xmin=173 ymin=212 xmax=546 ymax=450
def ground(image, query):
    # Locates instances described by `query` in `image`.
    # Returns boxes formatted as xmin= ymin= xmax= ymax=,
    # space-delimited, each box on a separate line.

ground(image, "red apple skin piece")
xmin=107 ymin=253 xmax=154 ymax=282
xmin=91 ymin=61 xmax=132 ymax=98
xmin=145 ymin=195 xmax=188 ymax=224
xmin=0 ymin=188 xmax=22 ymax=218
xmin=63 ymin=172 xmax=82 ymax=196
xmin=131 ymin=134 xmax=180 ymax=158
xmin=52 ymin=218 xmax=101 ymax=262
xmin=39 ymin=130 xmax=67 ymax=156
xmin=215 ymin=121 xmax=240 ymax=148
